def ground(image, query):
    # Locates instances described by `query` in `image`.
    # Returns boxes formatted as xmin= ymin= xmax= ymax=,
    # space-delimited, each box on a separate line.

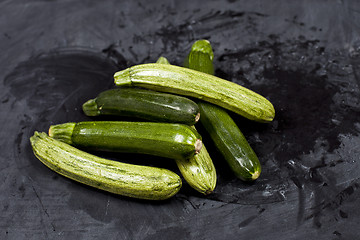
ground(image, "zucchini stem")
xmin=82 ymin=99 xmax=100 ymax=116
xmin=195 ymin=112 xmax=200 ymax=123
xmin=195 ymin=139 xmax=202 ymax=154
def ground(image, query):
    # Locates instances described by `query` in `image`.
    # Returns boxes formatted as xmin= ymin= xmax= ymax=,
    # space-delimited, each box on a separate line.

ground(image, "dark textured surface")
xmin=1 ymin=1 xmax=360 ymax=239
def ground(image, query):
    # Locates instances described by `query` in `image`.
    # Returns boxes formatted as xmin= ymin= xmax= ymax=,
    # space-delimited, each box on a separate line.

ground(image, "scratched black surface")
xmin=1 ymin=1 xmax=360 ymax=239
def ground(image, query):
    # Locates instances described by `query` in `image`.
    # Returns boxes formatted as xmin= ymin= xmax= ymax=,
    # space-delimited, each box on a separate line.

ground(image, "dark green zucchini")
xmin=30 ymin=131 xmax=182 ymax=200
xmin=186 ymin=40 xmax=261 ymax=181
xmin=198 ymin=102 xmax=261 ymax=181
xmin=49 ymin=121 xmax=202 ymax=161
xmin=82 ymin=88 xmax=200 ymax=125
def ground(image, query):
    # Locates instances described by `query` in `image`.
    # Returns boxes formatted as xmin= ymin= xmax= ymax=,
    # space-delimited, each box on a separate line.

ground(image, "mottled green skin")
xmin=114 ymin=63 xmax=275 ymax=123
xmin=82 ymin=88 xmax=200 ymax=125
xmin=30 ymin=132 xmax=182 ymax=200
xmin=175 ymin=129 xmax=217 ymax=195
xmin=49 ymin=121 xmax=202 ymax=161
xmin=187 ymin=40 xmax=261 ymax=181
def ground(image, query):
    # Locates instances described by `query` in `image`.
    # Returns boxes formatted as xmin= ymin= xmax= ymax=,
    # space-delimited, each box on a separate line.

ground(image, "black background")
xmin=1 ymin=0 xmax=360 ymax=239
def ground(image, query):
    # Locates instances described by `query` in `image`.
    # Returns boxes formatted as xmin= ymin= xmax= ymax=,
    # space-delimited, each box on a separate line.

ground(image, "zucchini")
xmin=114 ymin=63 xmax=275 ymax=123
xmin=199 ymin=102 xmax=261 ymax=181
xmin=156 ymin=56 xmax=170 ymax=64
xmin=30 ymin=132 xmax=182 ymax=200
xmin=82 ymin=88 xmax=200 ymax=125
xmin=184 ymin=39 xmax=214 ymax=73
xmin=49 ymin=121 xmax=202 ymax=161
xmin=186 ymin=40 xmax=261 ymax=181
xmin=156 ymin=56 xmax=217 ymax=195
xmin=175 ymin=132 xmax=216 ymax=194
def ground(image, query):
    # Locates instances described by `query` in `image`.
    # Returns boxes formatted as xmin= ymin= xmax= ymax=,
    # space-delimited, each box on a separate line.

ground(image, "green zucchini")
xmin=199 ymin=102 xmax=261 ymax=181
xmin=114 ymin=63 xmax=275 ymax=123
xmin=186 ymin=40 xmax=261 ymax=181
xmin=184 ymin=39 xmax=214 ymax=72
xmin=82 ymin=88 xmax=200 ymax=125
xmin=156 ymin=56 xmax=217 ymax=195
xmin=49 ymin=121 xmax=202 ymax=161
xmin=30 ymin=131 xmax=182 ymax=200
xmin=156 ymin=56 xmax=170 ymax=64
xmin=175 ymin=131 xmax=216 ymax=194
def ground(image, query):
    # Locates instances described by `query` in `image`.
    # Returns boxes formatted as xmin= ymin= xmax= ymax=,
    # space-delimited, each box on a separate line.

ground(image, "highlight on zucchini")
xmin=82 ymin=88 xmax=200 ymax=125
xmin=30 ymin=131 xmax=182 ymax=200
xmin=186 ymin=39 xmax=261 ymax=181
xmin=49 ymin=121 xmax=203 ymax=161
xmin=114 ymin=63 xmax=275 ymax=123
xmin=156 ymin=56 xmax=217 ymax=195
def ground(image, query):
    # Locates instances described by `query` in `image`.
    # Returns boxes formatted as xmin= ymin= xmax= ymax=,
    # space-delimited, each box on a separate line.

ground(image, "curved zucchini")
xmin=49 ymin=121 xmax=202 ymax=161
xmin=186 ymin=40 xmax=261 ymax=181
xmin=114 ymin=63 xmax=275 ymax=123
xmin=82 ymin=88 xmax=200 ymax=125
xmin=30 ymin=132 xmax=182 ymax=200
xmin=156 ymin=56 xmax=217 ymax=194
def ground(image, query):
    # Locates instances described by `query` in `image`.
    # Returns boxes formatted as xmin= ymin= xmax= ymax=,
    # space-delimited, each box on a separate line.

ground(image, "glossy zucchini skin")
xmin=199 ymin=102 xmax=261 ymax=181
xmin=82 ymin=88 xmax=200 ymax=125
xmin=49 ymin=121 xmax=202 ymax=161
xmin=30 ymin=132 xmax=182 ymax=200
xmin=156 ymin=56 xmax=217 ymax=194
xmin=186 ymin=40 xmax=261 ymax=181
xmin=114 ymin=63 xmax=275 ymax=123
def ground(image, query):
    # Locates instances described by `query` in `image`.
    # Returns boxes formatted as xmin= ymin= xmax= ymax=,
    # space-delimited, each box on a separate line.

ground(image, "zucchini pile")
xmin=30 ymin=40 xmax=275 ymax=200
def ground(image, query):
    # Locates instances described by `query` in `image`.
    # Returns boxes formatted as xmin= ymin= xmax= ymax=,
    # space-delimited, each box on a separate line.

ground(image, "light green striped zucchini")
xmin=114 ymin=63 xmax=275 ymax=122
xmin=30 ymin=132 xmax=182 ymax=200
xmin=175 ymin=127 xmax=216 ymax=194
xmin=157 ymin=56 xmax=217 ymax=195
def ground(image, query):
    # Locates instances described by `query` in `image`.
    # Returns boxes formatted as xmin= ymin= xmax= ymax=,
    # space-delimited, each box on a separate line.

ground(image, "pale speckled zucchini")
xmin=114 ymin=62 xmax=275 ymax=123
xmin=157 ymin=56 xmax=216 ymax=194
xmin=186 ymin=40 xmax=261 ymax=181
xmin=30 ymin=132 xmax=182 ymax=200
xmin=175 ymin=127 xmax=216 ymax=194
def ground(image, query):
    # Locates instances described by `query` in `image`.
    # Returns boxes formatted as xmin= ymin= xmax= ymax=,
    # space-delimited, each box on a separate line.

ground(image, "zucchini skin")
xmin=184 ymin=39 xmax=214 ymax=71
xmin=49 ymin=121 xmax=202 ymax=161
xmin=175 ymin=130 xmax=216 ymax=194
xmin=157 ymin=56 xmax=217 ymax=194
xmin=82 ymin=88 xmax=200 ymax=125
xmin=186 ymin=40 xmax=261 ymax=181
xmin=199 ymin=102 xmax=261 ymax=181
xmin=30 ymin=132 xmax=182 ymax=200
xmin=156 ymin=56 xmax=170 ymax=64
xmin=114 ymin=63 xmax=275 ymax=123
